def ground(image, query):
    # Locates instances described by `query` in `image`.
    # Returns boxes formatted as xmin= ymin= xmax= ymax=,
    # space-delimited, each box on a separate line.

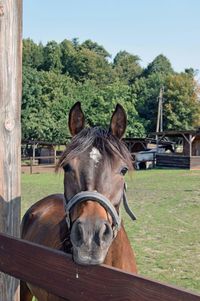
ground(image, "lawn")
xmin=21 ymin=169 xmax=200 ymax=294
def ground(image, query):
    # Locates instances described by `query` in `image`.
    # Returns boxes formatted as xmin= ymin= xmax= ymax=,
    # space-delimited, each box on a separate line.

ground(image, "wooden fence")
xmin=0 ymin=233 xmax=200 ymax=301
xmin=156 ymin=154 xmax=200 ymax=170
xmin=21 ymin=156 xmax=61 ymax=174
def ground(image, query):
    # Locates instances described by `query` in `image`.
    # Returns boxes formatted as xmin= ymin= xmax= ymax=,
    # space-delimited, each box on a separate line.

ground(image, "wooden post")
xmin=0 ymin=1 xmax=22 ymax=301
xmin=153 ymin=152 xmax=156 ymax=168
xmin=54 ymin=145 xmax=57 ymax=164
xmin=189 ymin=134 xmax=192 ymax=157
xmin=33 ymin=143 xmax=36 ymax=164
xmin=30 ymin=157 xmax=33 ymax=174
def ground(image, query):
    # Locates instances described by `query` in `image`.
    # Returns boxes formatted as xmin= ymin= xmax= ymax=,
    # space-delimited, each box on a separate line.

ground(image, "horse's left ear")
xmin=109 ymin=104 xmax=127 ymax=139
xmin=68 ymin=102 xmax=85 ymax=136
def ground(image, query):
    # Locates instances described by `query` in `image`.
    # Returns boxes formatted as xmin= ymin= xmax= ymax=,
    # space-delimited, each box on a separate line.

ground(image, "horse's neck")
xmin=103 ymin=223 xmax=137 ymax=274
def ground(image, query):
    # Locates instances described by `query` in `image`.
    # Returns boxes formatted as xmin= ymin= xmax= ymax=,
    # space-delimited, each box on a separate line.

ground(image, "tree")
xmin=113 ymin=51 xmax=142 ymax=84
xmin=75 ymin=47 xmax=113 ymax=83
xmin=163 ymin=73 xmax=200 ymax=130
xmin=81 ymin=39 xmax=111 ymax=58
xmin=23 ymin=38 xmax=44 ymax=69
xmin=22 ymin=67 xmax=76 ymax=142
xmin=77 ymin=80 xmax=146 ymax=137
xmin=60 ymin=39 xmax=77 ymax=75
xmin=143 ymin=54 xmax=174 ymax=77
xmin=22 ymin=38 xmax=200 ymax=141
xmin=132 ymin=70 xmax=200 ymax=133
xmin=60 ymin=39 xmax=113 ymax=84
xmin=132 ymin=72 xmax=166 ymax=132
xmin=42 ymin=41 xmax=62 ymax=72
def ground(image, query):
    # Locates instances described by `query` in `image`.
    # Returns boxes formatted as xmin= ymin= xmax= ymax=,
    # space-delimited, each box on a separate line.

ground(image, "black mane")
xmin=57 ymin=127 xmax=133 ymax=169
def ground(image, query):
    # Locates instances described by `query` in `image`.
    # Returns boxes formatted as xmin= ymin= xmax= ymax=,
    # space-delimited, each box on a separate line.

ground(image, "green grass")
xmin=21 ymin=172 xmax=64 ymax=214
xmin=21 ymin=169 xmax=200 ymax=294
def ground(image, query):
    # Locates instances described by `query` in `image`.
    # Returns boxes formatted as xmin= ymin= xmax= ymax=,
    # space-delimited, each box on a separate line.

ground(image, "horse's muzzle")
xmin=70 ymin=217 xmax=113 ymax=265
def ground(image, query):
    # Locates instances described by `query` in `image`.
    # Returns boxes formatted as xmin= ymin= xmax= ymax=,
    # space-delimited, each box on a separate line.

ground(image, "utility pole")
xmin=156 ymin=86 xmax=164 ymax=133
xmin=156 ymin=87 xmax=164 ymax=151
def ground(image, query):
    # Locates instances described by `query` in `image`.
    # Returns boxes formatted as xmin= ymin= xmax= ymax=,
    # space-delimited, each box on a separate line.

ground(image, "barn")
xmin=123 ymin=137 xmax=147 ymax=155
xmin=151 ymin=129 xmax=200 ymax=169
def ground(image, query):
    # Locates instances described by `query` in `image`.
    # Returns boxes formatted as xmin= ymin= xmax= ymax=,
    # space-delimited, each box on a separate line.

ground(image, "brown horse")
xmin=20 ymin=102 xmax=137 ymax=301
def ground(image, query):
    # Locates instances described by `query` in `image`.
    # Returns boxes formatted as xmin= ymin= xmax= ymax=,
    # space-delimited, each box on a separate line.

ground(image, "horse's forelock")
xmin=56 ymin=127 xmax=133 ymax=170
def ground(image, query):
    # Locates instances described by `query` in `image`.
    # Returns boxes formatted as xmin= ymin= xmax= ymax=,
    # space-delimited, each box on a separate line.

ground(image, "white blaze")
xmin=89 ymin=147 xmax=101 ymax=164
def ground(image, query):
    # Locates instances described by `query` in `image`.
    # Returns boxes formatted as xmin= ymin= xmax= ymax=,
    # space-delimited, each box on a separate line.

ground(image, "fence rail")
xmin=0 ymin=233 xmax=199 ymax=301
xmin=21 ymin=155 xmax=61 ymax=163
xmin=21 ymin=156 xmax=61 ymax=173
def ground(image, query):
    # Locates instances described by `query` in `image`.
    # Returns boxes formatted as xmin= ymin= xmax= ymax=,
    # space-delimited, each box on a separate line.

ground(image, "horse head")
xmin=57 ymin=102 xmax=133 ymax=265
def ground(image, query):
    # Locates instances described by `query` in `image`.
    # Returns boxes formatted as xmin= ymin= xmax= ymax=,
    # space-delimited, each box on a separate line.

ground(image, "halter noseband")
xmin=64 ymin=185 xmax=136 ymax=238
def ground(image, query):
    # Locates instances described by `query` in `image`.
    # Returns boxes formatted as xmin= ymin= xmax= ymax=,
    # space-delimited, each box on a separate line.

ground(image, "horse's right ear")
xmin=109 ymin=104 xmax=127 ymax=139
xmin=68 ymin=102 xmax=85 ymax=136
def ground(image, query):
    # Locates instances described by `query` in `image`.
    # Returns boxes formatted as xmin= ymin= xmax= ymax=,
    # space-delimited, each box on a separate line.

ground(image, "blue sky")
xmin=23 ymin=0 xmax=200 ymax=73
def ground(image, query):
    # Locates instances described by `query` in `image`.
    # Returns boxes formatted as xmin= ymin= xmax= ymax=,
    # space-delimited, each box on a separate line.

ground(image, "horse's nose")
xmin=70 ymin=219 xmax=113 ymax=248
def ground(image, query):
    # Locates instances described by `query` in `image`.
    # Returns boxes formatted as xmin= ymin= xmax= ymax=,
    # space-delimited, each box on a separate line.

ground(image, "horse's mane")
xmin=56 ymin=127 xmax=133 ymax=170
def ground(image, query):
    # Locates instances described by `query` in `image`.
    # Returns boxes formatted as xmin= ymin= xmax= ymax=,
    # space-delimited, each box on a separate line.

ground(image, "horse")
xmin=20 ymin=102 xmax=137 ymax=301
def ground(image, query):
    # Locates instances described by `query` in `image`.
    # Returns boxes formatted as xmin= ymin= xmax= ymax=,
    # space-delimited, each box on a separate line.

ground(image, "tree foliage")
xmin=22 ymin=38 xmax=200 ymax=143
xmin=143 ymin=54 xmax=174 ymax=77
xmin=81 ymin=39 xmax=111 ymax=58
xmin=133 ymin=73 xmax=166 ymax=132
xmin=23 ymin=38 xmax=44 ymax=69
xmin=22 ymin=66 xmax=76 ymax=142
xmin=42 ymin=41 xmax=62 ymax=72
xmin=164 ymin=73 xmax=200 ymax=130
xmin=113 ymin=51 xmax=142 ymax=84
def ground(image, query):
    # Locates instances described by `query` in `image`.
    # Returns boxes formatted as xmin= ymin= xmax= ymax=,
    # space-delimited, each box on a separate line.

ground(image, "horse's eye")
xmin=63 ymin=164 xmax=72 ymax=173
xmin=120 ymin=167 xmax=128 ymax=176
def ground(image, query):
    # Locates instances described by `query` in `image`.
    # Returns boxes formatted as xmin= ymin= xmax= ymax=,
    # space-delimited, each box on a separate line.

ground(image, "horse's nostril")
xmin=104 ymin=223 xmax=110 ymax=237
xmin=100 ymin=222 xmax=112 ymax=242
xmin=71 ymin=222 xmax=84 ymax=247
xmin=77 ymin=223 xmax=83 ymax=241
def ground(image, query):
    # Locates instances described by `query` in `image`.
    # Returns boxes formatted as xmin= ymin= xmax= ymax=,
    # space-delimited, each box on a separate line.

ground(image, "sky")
xmin=23 ymin=0 xmax=200 ymax=73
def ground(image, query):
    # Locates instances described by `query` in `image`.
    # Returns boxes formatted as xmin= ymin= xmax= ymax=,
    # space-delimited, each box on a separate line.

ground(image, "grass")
xmin=21 ymin=169 xmax=200 ymax=294
xmin=21 ymin=172 xmax=64 ymax=214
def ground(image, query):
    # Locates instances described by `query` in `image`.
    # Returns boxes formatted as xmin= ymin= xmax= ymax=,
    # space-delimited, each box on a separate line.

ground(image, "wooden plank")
xmin=0 ymin=1 xmax=22 ymax=300
xmin=0 ymin=233 xmax=200 ymax=301
xmin=156 ymin=155 xmax=190 ymax=169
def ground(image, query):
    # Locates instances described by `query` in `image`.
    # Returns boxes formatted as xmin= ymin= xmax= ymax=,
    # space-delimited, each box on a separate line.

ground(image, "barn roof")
xmin=150 ymin=129 xmax=200 ymax=137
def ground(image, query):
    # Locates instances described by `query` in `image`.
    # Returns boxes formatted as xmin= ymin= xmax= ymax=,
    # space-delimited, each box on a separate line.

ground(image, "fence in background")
xmin=21 ymin=156 xmax=62 ymax=174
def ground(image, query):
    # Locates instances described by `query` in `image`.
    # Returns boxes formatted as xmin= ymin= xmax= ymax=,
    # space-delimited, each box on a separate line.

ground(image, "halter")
xmin=64 ymin=185 xmax=136 ymax=238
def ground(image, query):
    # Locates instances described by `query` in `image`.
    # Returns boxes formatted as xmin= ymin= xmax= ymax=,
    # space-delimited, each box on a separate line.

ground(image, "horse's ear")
xmin=109 ymin=104 xmax=127 ymax=139
xmin=68 ymin=102 xmax=85 ymax=136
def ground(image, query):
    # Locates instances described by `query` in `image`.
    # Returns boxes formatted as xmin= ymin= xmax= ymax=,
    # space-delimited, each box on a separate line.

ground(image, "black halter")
xmin=64 ymin=185 xmax=136 ymax=238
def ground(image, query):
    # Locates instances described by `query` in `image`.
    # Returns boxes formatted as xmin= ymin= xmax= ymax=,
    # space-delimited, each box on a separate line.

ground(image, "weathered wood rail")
xmin=0 ymin=233 xmax=200 ymax=301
